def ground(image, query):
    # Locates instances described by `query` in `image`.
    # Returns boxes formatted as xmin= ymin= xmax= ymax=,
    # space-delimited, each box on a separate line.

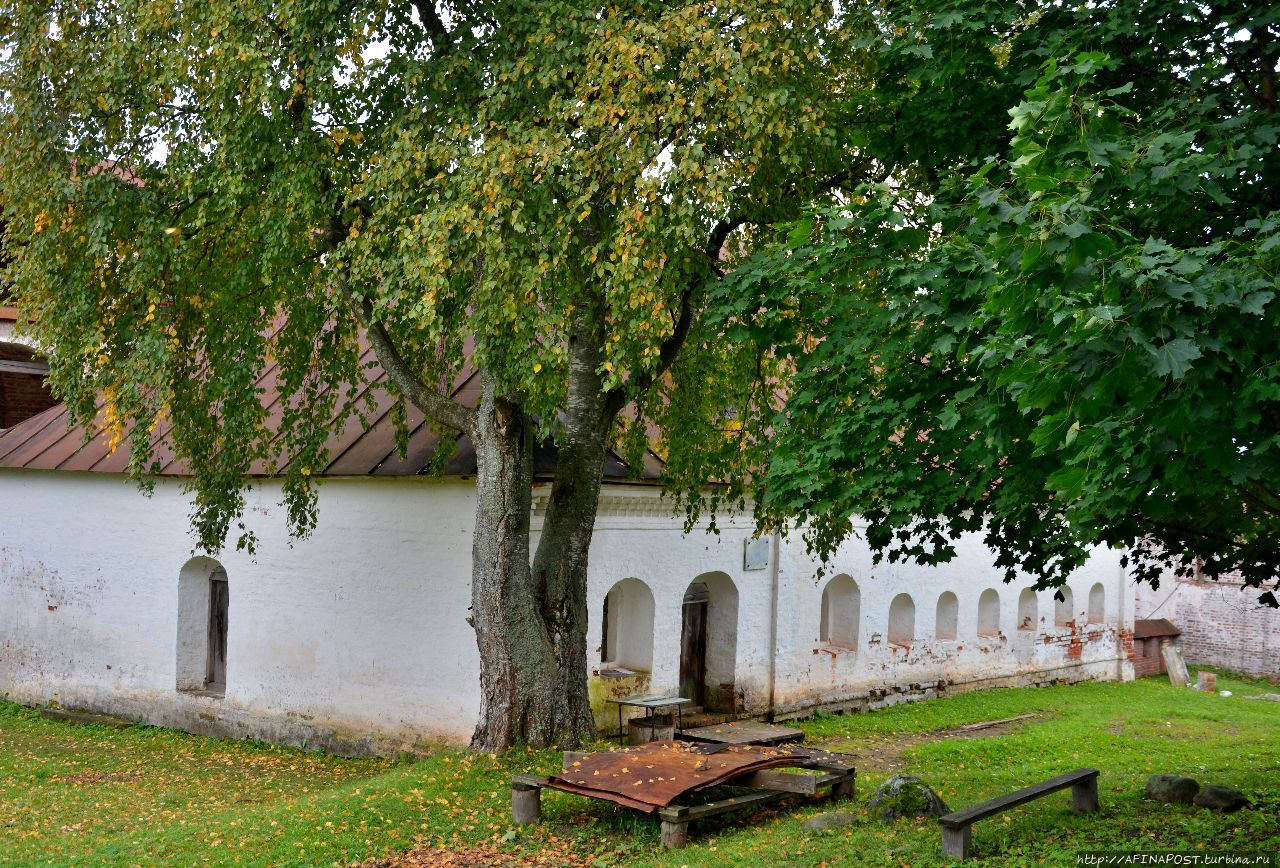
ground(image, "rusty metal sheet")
xmin=548 ymin=741 xmax=816 ymax=812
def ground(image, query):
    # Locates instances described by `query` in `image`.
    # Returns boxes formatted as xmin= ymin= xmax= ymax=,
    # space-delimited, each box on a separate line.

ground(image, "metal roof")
xmin=0 ymin=353 xmax=664 ymax=482
xmin=1133 ymin=618 xmax=1181 ymax=639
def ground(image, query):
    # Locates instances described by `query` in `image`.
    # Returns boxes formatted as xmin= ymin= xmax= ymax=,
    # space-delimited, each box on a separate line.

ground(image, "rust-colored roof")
xmin=1134 ymin=618 xmax=1180 ymax=639
xmin=0 ymin=353 xmax=664 ymax=481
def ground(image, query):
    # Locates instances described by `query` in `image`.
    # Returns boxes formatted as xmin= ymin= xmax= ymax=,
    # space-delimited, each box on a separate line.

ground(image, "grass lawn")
xmin=2 ymin=669 xmax=1277 ymax=866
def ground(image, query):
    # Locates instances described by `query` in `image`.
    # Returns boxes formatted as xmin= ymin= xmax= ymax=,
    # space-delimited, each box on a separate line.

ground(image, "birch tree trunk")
xmin=469 ymin=310 xmax=613 ymax=752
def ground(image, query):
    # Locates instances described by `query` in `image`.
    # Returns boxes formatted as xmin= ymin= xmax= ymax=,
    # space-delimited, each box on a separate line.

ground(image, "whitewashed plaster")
xmin=1 ymin=471 xmax=1135 ymax=754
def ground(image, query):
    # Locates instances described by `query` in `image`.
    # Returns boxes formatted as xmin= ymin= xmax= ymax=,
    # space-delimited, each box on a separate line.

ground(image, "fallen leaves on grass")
xmin=367 ymin=841 xmax=592 ymax=867
xmin=54 ymin=771 xmax=136 ymax=784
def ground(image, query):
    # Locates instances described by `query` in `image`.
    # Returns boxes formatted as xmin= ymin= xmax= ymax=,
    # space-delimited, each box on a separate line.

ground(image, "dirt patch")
xmin=812 ymin=713 xmax=1043 ymax=774
xmin=55 ymin=771 xmax=136 ymax=785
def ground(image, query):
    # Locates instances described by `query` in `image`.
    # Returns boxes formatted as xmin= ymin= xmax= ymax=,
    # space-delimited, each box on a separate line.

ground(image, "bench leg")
xmin=512 ymin=784 xmax=542 ymax=825
xmin=831 ymin=772 xmax=856 ymax=801
xmin=1072 ymin=777 xmax=1099 ymax=813
xmin=660 ymin=819 xmax=689 ymax=849
xmin=941 ymin=826 xmax=971 ymax=860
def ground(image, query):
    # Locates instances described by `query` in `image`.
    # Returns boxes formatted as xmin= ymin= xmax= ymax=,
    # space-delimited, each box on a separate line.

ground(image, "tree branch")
xmin=341 ymin=284 xmax=476 ymax=436
xmin=603 ymin=217 xmax=746 ymax=416
xmin=412 ymin=0 xmax=450 ymax=46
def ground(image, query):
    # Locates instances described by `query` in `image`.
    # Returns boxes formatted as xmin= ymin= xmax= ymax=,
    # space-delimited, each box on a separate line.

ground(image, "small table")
xmin=606 ymin=695 xmax=691 ymax=744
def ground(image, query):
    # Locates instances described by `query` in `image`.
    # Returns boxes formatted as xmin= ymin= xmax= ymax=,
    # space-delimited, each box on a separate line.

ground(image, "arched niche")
xmin=977 ymin=589 xmax=1001 ymax=636
xmin=1018 ymin=588 xmax=1038 ymax=632
xmin=935 ymin=592 xmax=958 ymax=641
xmin=887 ymin=593 xmax=915 ymax=646
xmin=1055 ymin=586 xmax=1075 ymax=628
xmin=601 ymin=578 xmax=655 ymax=672
xmin=819 ymin=574 xmax=860 ymax=649
xmin=1087 ymin=583 xmax=1105 ymax=625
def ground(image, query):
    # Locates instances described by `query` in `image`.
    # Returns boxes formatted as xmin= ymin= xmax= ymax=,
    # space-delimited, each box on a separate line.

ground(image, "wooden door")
xmin=206 ymin=576 xmax=229 ymax=691
xmin=680 ymin=597 xmax=708 ymax=706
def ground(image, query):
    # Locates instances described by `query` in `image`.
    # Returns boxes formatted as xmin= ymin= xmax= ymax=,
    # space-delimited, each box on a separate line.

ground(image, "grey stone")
xmin=803 ymin=811 xmax=859 ymax=833
xmin=1145 ymin=774 xmax=1200 ymax=804
xmin=1193 ymin=784 xmax=1248 ymax=813
xmin=1244 ymin=693 xmax=1280 ymax=702
xmin=865 ymin=774 xmax=950 ymax=822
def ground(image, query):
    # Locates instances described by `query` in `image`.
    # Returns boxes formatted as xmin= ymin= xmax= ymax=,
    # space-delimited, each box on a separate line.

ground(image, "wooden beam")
xmin=659 ymin=786 xmax=790 ymax=823
xmin=939 ymin=768 xmax=1099 ymax=828
xmin=0 ymin=359 xmax=48 ymax=376
xmin=660 ymin=770 xmax=851 ymax=821
xmin=733 ymin=769 xmax=818 ymax=795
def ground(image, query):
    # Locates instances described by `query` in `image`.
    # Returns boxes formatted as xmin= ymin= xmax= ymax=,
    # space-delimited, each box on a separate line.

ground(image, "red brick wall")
xmin=1137 ymin=573 xmax=1280 ymax=680
xmin=1130 ymin=637 xmax=1167 ymax=678
xmin=0 ymin=343 xmax=58 ymax=429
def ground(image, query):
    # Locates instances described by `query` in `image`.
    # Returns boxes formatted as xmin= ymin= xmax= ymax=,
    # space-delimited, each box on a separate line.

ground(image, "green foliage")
xmin=0 ymin=1 xmax=856 ymax=551
xmin=3 ymin=675 xmax=1278 ymax=864
xmin=711 ymin=0 xmax=1280 ymax=603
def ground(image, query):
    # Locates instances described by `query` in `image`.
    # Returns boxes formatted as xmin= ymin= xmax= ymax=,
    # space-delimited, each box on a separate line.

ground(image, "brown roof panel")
xmin=0 ymin=353 xmax=662 ymax=483
xmin=0 ymin=404 xmax=66 ymax=462
xmin=1134 ymin=618 xmax=1180 ymax=639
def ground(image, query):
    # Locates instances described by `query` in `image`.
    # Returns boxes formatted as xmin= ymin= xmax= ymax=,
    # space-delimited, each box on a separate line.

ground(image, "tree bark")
xmin=469 ymin=371 xmax=566 ymax=752
xmin=527 ymin=302 xmax=616 ymax=747
xmin=468 ymin=303 xmax=615 ymax=752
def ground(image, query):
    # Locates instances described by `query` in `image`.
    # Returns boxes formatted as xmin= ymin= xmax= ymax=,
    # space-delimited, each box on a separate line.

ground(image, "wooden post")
xmin=512 ymin=783 xmax=542 ymax=825
xmin=1071 ymin=776 xmax=1099 ymax=813
xmin=941 ymin=825 xmax=971 ymax=860
xmin=660 ymin=819 xmax=689 ymax=849
xmin=831 ymin=771 xmax=856 ymax=801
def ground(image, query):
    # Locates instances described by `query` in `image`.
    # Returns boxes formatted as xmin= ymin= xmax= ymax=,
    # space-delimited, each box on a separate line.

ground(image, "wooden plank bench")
xmin=938 ymin=768 xmax=1099 ymax=860
xmin=512 ymin=752 xmax=856 ymax=849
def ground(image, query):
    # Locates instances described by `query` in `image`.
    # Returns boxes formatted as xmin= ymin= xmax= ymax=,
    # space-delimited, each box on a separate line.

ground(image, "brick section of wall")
xmin=0 ymin=343 xmax=57 ymax=429
xmin=1130 ymin=637 xmax=1166 ymax=678
xmin=1137 ymin=573 xmax=1280 ymax=680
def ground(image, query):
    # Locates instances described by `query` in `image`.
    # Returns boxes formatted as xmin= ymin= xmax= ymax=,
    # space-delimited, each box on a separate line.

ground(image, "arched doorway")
xmin=176 ymin=557 xmax=229 ymax=695
xmin=679 ymin=572 xmax=739 ymax=712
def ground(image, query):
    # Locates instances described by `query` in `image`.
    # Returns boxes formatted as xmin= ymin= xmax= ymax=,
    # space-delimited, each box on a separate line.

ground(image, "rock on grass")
xmin=1145 ymin=774 xmax=1200 ymax=804
xmin=1192 ymin=785 xmax=1248 ymax=813
xmin=866 ymin=774 xmax=950 ymax=822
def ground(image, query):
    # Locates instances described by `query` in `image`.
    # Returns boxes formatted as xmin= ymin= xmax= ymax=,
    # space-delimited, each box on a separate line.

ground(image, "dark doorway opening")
xmin=206 ymin=568 xmax=229 ymax=693
xmin=679 ymin=582 xmax=709 ymax=705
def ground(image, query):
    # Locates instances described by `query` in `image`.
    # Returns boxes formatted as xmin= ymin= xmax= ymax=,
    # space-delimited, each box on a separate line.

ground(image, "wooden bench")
xmin=513 ymin=751 xmax=856 ymax=849
xmin=938 ymin=768 xmax=1099 ymax=860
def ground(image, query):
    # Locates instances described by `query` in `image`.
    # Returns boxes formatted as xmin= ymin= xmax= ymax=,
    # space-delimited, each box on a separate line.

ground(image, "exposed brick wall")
xmin=1130 ymin=637 xmax=1167 ymax=677
xmin=1136 ymin=573 xmax=1280 ymax=680
xmin=0 ymin=342 xmax=57 ymax=429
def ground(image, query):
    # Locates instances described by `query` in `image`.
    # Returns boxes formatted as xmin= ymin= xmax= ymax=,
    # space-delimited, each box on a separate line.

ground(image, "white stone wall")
xmin=1 ymin=471 xmax=1136 ymax=754
xmin=575 ymin=490 xmax=1135 ymax=724
xmin=768 ymin=528 xmax=1135 ymax=716
xmin=0 ymin=471 xmax=482 ymax=752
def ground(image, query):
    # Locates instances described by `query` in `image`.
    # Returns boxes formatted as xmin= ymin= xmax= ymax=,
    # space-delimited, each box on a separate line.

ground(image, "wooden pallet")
xmin=679 ymin=721 xmax=805 ymax=746
xmin=512 ymin=751 xmax=855 ymax=849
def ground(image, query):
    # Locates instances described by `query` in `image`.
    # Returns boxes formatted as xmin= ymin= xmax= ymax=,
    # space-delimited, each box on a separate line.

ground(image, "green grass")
xmin=2 ymin=669 xmax=1277 ymax=866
